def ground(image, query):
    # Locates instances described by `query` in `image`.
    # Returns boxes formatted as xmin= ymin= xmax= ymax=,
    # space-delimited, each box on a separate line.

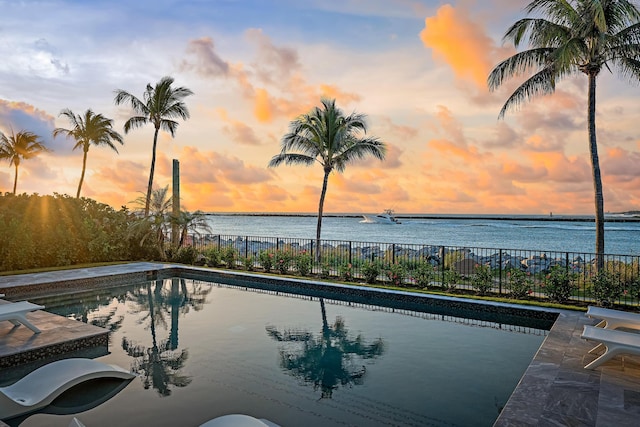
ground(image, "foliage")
xmin=339 ymin=263 xmax=353 ymax=282
xmin=543 ymin=266 xmax=578 ymax=304
xmin=0 ymin=129 xmax=49 ymax=194
xmin=222 ymin=246 xmax=237 ymax=269
xmin=506 ymin=269 xmax=533 ymax=299
xmin=443 ymin=250 xmax=466 ymax=270
xmin=53 ymin=108 xmax=123 ymax=198
xmin=361 ymin=260 xmax=381 ymax=284
xmin=442 ymin=269 xmax=460 ymax=292
xmin=258 ymin=250 xmax=274 ymax=273
xmin=114 ymin=76 xmax=193 ymax=216
xmin=411 ymin=261 xmax=435 ymax=287
xmin=171 ymin=246 xmax=199 ymax=265
xmin=242 ymin=256 xmax=254 ymax=271
xmin=274 ymin=250 xmax=293 ymax=274
xmin=488 ymin=0 xmax=640 ymax=262
xmin=294 ymin=251 xmax=312 ymax=276
xmin=319 ymin=263 xmax=331 ymax=279
xmin=0 ymin=193 xmax=138 ymax=271
xmin=203 ymin=248 xmax=221 ymax=267
xmin=268 ymin=98 xmax=386 ymax=256
xmin=385 ymin=262 xmax=406 ymax=287
xmin=471 ymin=264 xmax=494 ymax=295
xmin=590 ymin=270 xmax=624 ymax=307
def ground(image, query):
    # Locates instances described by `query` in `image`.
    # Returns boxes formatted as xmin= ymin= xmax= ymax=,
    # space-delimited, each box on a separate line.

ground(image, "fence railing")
xmin=185 ymin=233 xmax=640 ymax=307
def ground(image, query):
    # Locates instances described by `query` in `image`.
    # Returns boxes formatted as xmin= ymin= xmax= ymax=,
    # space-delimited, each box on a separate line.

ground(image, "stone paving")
xmin=1 ymin=263 xmax=640 ymax=426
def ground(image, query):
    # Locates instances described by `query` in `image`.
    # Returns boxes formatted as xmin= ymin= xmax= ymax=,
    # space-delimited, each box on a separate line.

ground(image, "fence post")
xmin=392 ymin=244 xmax=396 ymax=264
xmin=440 ymin=245 xmax=445 ymax=286
xmin=245 ymin=237 xmax=248 ymax=258
xmin=349 ymin=241 xmax=352 ymax=265
xmin=499 ymin=249 xmax=503 ymax=295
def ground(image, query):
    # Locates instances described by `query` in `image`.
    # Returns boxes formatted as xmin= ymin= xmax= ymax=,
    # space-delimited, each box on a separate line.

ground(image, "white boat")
xmin=360 ymin=209 xmax=401 ymax=224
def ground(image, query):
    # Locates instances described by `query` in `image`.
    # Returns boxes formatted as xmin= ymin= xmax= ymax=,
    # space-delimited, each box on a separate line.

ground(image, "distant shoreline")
xmin=203 ymin=212 xmax=640 ymax=222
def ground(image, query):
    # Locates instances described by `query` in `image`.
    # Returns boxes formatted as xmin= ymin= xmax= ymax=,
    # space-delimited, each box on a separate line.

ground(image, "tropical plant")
xmin=222 ymin=246 xmax=237 ymax=269
xmin=385 ymin=262 xmax=407 ymax=287
xmin=294 ymin=250 xmax=312 ymax=276
xmin=488 ymin=0 xmax=640 ymax=269
xmin=170 ymin=210 xmax=211 ymax=249
xmin=590 ymin=269 xmax=623 ymax=306
xmin=268 ymin=98 xmax=386 ymax=258
xmin=53 ymin=109 xmax=123 ymax=197
xmin=0 ymin=129 xmax=49 ymax=194
xmin=274 ymin=249 xmax=293 ymax=274
xmin=128 ymin=186 xmax=173 ymax=260
xmin=361 ymin=260 xmax=382 ymax=284
xmin=339 ymin=262 xmax=353 ymax=282
xmin=203 ymin=247 xmax=221 ymax=267
xmin=242 ymin=255 xmax=254 ymax=271
xmin=114 ymin=76 xmax=193 ymax=216
xmin=543 ymin=265 xmax=578 ymax=303
xmin=258 ymin=250 xmax=274 ymax=273
xmin=506 ymin=268 xmax=534 ymax=299
xmin=411 ymin=261 xmax=435 ymax=288
xmin=442 ymin=269 xmax=460 ymax=292
xmin=472 ymin=264 xmax=494 ymax=295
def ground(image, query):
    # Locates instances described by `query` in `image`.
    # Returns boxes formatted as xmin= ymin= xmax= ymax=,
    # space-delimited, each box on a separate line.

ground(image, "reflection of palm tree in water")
xmin=122 ymin=278 xmax=210 ymax=396
xmin=266 ymin=298 xmax=385 ymax=398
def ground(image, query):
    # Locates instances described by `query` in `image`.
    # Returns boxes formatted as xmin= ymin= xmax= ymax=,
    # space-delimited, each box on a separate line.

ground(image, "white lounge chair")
xmin=581 ymin=325 xmax=640 ymax=369
xmin=586 ymin=305 xmax=640 ymax=330
xmin=200 ymin=414 xmax=281 ymax=427
xmin=0 ymin=358 xmax=135 ymax=420
xmin=0 ymin=301 xmax=45 ymax=334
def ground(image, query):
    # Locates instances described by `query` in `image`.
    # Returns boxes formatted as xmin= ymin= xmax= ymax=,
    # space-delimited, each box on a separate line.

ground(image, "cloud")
xmin=420 ymin=4 xmax=510 ymax=90
xmin=216 ymin=109 xmax=262 ymax=146
xmin=180 ymin=37 xmax=230 ymax=77
xmin=245 ymin=28 xmax=301 ymax=86
xmin=0 ymin=100 xmax=58 ymax=150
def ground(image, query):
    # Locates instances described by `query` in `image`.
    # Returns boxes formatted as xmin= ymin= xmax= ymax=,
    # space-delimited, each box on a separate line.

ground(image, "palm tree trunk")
xmin=77 ymin=148 xmax=88 ymax=198
xmin=12 ymin=164 xmax=18 ymax=195
xmin=316 ymin=169 xmax=330 ymax=261
xmin=145 ymin=127 xmax=160 ymax=217
xmin=587 ymin=72 xmax=605 ymax=271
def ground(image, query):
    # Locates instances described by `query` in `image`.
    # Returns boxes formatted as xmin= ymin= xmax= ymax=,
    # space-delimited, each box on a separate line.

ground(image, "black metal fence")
xmin=186 ymin=233 xmax=640 ymax=307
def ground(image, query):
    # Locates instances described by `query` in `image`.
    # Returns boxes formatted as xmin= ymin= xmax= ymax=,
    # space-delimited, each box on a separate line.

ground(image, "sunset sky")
xmin=1 ymin=0 xmax=639 ymax=215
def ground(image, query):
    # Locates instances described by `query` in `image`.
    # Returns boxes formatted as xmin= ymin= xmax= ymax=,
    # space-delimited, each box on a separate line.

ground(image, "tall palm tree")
xmin=53 ymin=108 xmax=124 ymax=198
xmin=114 ymin=76 xmax=193 ymax=216
xmin=0 ymin=129 xmax=49 ymax=194
xmin=268 ymin=98 xmax=386 ymax=257
xmin=487 ymin=0 xmax=640 ymax=269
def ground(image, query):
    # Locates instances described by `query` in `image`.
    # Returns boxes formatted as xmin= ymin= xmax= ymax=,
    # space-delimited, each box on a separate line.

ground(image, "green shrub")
xmin=172 ymin=246 xmax=199 ymax=265
xmin=222 ymin=246 xmax=237 ymax=269
xmin=242 ymin=256 xmax=254 ymax=271
xmin=590 ymin=270 xmax=623 ymax=306
xmin=258 ymin=250 xmax=274 ymax=273
xmin=385 ymin=262 xmax=407 ymax=287
xmin=274 ymin=250 xmax=292 ymax=274
xmin=204 ymin=248 xmax=221 ymax=267
xmin=294 ymin=251 xmax=312 ymax=276
xmin=361 ymin=260 xmax=381 ymax=284
xmin=506 ymin=269 xmax=533 ymax=299
xmin=472 ymin=264 xmax=493 ymax=295
xmin=339 ymin=263 xmax=353 ymax=282
xmin=411 ymin=261 xmax=434 ymax=287
xmin=442 ymin=269 xmax=460 ymax=291
xmin=543 ymin=266 xmax=578 ymax=303
xmin=319 ymin=263 xmax=331 ymax=279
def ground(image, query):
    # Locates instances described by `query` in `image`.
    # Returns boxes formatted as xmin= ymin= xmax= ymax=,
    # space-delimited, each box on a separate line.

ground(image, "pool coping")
xmin=1 ymin=262 xmax=639 ymax=426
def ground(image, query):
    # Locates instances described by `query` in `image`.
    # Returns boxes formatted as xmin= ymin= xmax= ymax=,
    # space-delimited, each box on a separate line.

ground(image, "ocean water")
xmin=203 ymin=214 xmax=640 ymax=255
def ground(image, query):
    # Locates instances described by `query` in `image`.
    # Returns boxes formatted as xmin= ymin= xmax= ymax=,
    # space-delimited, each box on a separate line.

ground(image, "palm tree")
xmin=0 ymin=129 xmax=49 ymax=194
xmin=266 ymin=298 xmax=385 ymax=398
xmin=128 ymin=186 xmax=173 ymax=259
xmin=487 ymin=0 xmax=640 ymax=269
xmin=268 ymin=98 xmax=386 ymax=257
xmin=114 ymin=76 xmax=193 ymax=216
xmin=53 ymin=109 xmax=124 ymax=198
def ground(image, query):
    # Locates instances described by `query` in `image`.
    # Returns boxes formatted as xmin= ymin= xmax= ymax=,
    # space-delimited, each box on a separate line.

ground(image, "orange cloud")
xmin=420 ymin=4 xmax=508 ymax=89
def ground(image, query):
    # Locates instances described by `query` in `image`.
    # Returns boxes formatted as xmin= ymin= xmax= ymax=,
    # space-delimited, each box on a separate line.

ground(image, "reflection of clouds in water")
xmin=229 ymin=325 xmax=247 ymax=333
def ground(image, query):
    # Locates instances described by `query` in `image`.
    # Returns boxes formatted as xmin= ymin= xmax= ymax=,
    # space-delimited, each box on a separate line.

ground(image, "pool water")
xmin=10 ymin=278 xmax=546 ymax=427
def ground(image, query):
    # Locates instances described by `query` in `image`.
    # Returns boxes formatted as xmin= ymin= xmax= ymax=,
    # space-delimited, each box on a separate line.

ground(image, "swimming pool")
xmin=5 ymin=277 xmax=548 ymax=427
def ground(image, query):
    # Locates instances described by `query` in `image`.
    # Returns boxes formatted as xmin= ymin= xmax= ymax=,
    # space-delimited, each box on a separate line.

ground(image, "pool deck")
xmin=1 ymin=263 xmax=640 ymax=426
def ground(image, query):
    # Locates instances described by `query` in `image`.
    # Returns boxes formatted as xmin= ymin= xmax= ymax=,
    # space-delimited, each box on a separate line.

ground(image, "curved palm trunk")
xmin=316 ymin=169 xmax=331 ymax=261
xmin=77 ymin=148 xmax=89 ymax=198
xmin=145 ymin=127 xmax=161 ymax=217
xmin=12 ymin=164 xmax=18 ymax=195
xmin=587 ymin=73 xmax=605 ymax=270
